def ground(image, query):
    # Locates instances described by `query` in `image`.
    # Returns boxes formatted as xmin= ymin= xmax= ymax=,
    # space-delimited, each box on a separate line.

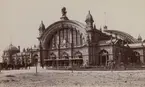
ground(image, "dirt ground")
xmin=0 ymin=67 xmax=145 ymax=87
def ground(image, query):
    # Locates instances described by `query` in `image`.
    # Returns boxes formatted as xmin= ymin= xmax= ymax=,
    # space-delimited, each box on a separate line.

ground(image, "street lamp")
xmin=34 ymin=55 xmax=38 ymax=74
xmin=71 ymin=42 xmax=73 ymax=73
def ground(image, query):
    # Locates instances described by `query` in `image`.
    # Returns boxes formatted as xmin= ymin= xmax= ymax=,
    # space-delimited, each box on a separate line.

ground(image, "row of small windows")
xmin=49 ymin=51 xmax=83 ymax=59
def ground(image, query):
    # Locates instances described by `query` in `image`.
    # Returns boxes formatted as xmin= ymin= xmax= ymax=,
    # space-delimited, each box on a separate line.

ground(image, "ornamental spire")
xmin=39 ymin=21 xmax=45 ymax=30
xmin=38 ymin=20 xmax=45 ymax=37
xmin=103 ymin=12 xmax=108 ymax=30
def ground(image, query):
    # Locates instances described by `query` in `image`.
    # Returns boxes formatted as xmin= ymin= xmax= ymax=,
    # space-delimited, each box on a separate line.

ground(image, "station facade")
xmin=37 ymin=7 xmax=145 ymax=68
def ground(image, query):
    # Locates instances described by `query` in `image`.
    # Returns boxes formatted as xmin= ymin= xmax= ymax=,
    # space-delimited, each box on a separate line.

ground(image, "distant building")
xmin=37 ymin=7 xmax=145 ymax=69
xmin=2 ymin=44 xmax=39 ymax=69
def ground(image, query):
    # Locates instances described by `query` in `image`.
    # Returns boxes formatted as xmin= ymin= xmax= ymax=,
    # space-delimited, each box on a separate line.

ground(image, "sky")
xmin=0 ymin=0 xmax=145 ymax=58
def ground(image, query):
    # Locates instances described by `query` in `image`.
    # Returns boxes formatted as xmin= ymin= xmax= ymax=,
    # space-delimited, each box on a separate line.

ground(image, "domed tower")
xmin=4 ymin=44 xmax=20 ymax=54
xmin=38 ymin=21 xmax=45 ymax=37
xmin=85 ymin=11 xmax=94 ymax=30
xmin=3 ymin=44 xmax=20 ymax=65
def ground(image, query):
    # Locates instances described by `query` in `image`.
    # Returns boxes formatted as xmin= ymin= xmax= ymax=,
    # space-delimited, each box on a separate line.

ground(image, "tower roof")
xmin=39 ymin=21 xmax=45 ymax=31
xmin=4 ymin=44 xmax=19 ymax=53
xmin=85 ymin=11 xmax=94 ymax=23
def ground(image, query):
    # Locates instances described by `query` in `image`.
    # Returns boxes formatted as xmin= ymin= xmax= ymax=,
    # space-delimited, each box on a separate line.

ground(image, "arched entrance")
xmin=74 ymin=51 xmax=83 ymax=67
xmin=130 ymin=51 xmax=140 ymax=64
xmin=59 ymin=52 xmax=69 ymax=66
xmin=48 ymin=53 xmax=56 ymax=67
xmin=99 ymin=50 xmax=109 ymax=66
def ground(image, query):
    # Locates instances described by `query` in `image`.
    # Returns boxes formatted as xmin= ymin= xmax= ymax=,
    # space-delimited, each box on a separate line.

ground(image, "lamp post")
xmin=39 ymin=41 xmax=44 ymax=68
xmin=57 ymin=44 xmax=59 ymax=70
xmin=34 ymin=55 xmax=38 ymax=74
xmin=71 ymin=42 xmax=73 ymax=73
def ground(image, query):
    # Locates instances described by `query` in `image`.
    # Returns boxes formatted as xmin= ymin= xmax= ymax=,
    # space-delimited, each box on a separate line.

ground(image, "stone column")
xmin=140 ymin=55 xmax=144 ymax=64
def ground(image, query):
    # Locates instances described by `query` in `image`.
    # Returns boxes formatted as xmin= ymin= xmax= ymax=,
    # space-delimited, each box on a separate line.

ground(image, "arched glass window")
xmin=49 ymin=28 xmax=85 ymax=49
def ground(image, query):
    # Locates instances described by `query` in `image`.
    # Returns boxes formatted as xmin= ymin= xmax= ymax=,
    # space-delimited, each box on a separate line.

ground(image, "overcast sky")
xmin=0 ymin=0 xmax=145 ymax=58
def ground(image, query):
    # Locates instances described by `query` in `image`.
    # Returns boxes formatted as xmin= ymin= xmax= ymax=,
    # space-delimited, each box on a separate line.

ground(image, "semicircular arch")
xmin=41 ymin=20 xmax=87 ymax=48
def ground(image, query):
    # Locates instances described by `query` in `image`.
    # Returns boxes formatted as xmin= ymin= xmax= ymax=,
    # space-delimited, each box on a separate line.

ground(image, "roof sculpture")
xmin=60 ymin=7 xmax=69 ymax=20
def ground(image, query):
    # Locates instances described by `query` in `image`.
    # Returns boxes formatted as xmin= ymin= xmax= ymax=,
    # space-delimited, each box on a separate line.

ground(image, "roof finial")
xmin=103 ymin=12 xmax=108 ymax=30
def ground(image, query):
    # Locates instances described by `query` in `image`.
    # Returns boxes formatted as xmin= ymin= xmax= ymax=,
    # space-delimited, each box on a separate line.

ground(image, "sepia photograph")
xmin=0 ymin=0 xmax=145 ymax=87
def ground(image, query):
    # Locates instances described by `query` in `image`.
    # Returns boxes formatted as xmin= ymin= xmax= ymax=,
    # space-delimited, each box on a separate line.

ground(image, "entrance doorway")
xmin=130 ymin=51 xmax=140 ymax=64
xmin=99 ymin=50 xmax=108 ymax=66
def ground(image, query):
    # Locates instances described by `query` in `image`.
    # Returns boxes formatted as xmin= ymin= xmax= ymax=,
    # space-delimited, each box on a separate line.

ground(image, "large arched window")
xmin=49 ymin=28 xmax=84 ymax=49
